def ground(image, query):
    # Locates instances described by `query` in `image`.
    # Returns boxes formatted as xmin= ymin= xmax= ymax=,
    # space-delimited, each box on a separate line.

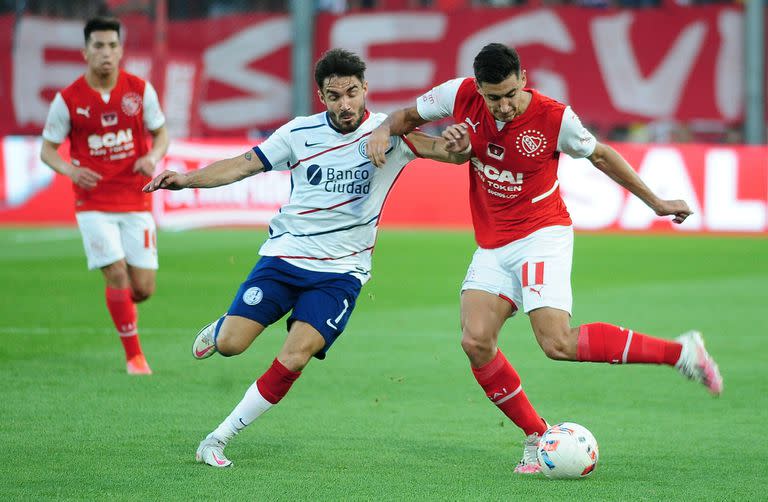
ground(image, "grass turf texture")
xmin=1 ymin=228 xmax=765 ymax=500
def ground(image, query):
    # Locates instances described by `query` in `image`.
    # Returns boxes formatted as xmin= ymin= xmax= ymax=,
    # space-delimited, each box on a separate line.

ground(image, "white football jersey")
xmin=254 ymin=111 xmax=418 ymax=284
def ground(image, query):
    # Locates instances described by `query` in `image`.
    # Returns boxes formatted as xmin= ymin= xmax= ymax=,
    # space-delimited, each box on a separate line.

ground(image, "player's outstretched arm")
xmin=368 ymin=107 xmax=428 ymax=167
xmin=142 ymin=149 xmax=265 ymax=192
xmin=40 ymin=139 xmax=102 ymax=190
xmin=588 ymin=142 xmax=692 ymax=224
xmin=405 ymin=127 xmax=471 ymax=165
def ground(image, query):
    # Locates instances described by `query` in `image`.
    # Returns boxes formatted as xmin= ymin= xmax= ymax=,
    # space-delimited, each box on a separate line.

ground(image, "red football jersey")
xmin=60 ymin=71 xmax=151 ymax=212
xmin=452 ymin=78 xmax=572 ymax=248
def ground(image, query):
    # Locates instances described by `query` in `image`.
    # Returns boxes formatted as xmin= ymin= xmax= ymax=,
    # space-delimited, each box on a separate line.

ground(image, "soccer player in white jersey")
xmin=366 ymin=43 xmax=723 ymax=474
xmin=143 ymin=49 xmax=470 ymax=468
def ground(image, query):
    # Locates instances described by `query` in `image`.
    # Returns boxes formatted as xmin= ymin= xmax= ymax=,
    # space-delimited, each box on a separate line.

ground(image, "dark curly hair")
xmin=314 ymin=48 xmax=366 ymax=90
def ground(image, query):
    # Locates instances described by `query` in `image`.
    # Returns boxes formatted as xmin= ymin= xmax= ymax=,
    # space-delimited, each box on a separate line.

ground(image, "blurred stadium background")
xmin=1 ymin=1 xmax=766 ymax=500
xmin=0 ymin=0 xmax=765 ymax=231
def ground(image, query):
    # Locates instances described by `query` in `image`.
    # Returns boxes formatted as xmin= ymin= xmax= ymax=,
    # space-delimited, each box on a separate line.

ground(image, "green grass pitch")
xmin=1 ymin=228 xmax=766 ymax=500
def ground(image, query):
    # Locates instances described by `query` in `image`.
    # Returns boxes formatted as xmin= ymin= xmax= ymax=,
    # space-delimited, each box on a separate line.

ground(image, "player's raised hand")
xmin=366 ymin=126 xmax=391 ymax=168
xmin=69 ymin=165 xmax=102 ymax=190
xmin=442 ymin=123 xmax=470 ymax=153
xmin=133 ymin=154 xmax=157 ymax=177
xmin=143 ymin=170 xmax=189 ymax=192
xmin=654 ymin=199 xmax=693 ymax=224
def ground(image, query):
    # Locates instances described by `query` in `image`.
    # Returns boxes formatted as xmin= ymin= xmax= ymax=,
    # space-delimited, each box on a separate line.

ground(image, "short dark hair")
xmin=473 ymin=43 xmax=521 ymax=85
xmin=84 ymin=17 xmax=121 ymax=44
xmin=314 ymin=49 xmax=366 ymax=90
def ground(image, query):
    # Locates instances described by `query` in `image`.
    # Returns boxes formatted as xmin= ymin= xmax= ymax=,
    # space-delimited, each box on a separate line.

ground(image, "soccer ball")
xmin=536 ymin=422 xmax=599 ymax=479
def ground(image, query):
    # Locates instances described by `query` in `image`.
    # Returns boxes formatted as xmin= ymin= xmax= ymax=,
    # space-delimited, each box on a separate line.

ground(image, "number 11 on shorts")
xmin=144 ymin=229 xmax=157 ymax=249
xmin=522 ymin=261 xmax=544 ymax=287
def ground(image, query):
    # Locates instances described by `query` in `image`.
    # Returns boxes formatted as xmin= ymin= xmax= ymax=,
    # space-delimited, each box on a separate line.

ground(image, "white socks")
xmin=211 ymin=382 xmax=274 ymax=443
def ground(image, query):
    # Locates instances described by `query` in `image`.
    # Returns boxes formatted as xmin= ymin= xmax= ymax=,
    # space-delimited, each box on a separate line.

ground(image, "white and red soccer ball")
xmin=536 ymin=422 xmax=599 ymax=479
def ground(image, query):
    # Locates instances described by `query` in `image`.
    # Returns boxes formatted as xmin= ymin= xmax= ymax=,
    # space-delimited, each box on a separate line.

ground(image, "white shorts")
xmin=75 ymin=211 xmax=158 ymax=270
xmin=461 ymin=225 xmax=573 ymax=315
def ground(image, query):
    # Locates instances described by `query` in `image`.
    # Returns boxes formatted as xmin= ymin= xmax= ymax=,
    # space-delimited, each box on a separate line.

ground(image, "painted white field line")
xmin=0 ymin=326 xmax=196 ymax=336
xmin=9 ymin=229 xmax=81 ymax=244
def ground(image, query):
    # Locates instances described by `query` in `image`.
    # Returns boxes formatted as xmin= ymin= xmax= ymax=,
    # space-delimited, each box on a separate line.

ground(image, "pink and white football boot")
xmin=196 ymin=434 xmax=232 ymax=468
xmin=675 ymin=330 xmax=723 ymax=396
xmin=192 ymin=318 xmax=221 ymax=360
xmin=513 ymin=431 xmax=542 ymax=474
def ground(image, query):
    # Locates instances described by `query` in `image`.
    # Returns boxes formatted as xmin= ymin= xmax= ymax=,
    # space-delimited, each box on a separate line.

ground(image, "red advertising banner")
xmin=1 ymin=137 xmax=765 ymax=233
xmin=315 ymin=6 xmax=754 ymax=129
xmin=0 ymin=13 xmax=290 ymax=137
xmin=0 ymin=6 xmax=760 ymax=138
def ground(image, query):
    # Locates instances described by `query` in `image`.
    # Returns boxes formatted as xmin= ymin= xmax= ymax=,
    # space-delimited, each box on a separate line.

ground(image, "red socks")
xmin=469 ymin=325 xmax=681 ymax=436
xmin=105 ymin=287 xmax=143 ymax=360
xmin=472 ymin=350 xmax=547 ymax=436
xmin=577 ymin=322 xmax=682 ymax=365
xmin=256 ymin=359 xmax=302 ymax=404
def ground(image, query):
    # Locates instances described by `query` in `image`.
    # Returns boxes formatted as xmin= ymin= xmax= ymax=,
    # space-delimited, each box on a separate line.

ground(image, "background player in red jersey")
xmin=367 ymin=43 xmax=723 ymax=474
xmin=40 ymin=17 xmax=169 ymax=375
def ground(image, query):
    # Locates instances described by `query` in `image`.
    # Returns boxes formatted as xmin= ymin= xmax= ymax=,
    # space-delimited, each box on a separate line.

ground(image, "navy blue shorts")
xmin=227 ymin=256 xmax=362 ymax=359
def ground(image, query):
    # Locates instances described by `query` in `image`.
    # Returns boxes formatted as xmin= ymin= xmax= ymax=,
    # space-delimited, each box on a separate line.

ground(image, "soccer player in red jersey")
xmin=367 ymin=43 xmax=723 ymax=474
xmin=40 ymin=17 xmax=169 ymax=375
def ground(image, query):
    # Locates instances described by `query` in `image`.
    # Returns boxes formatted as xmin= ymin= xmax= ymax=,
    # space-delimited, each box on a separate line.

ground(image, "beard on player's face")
xmin=328 ymin=103 xmax=366 ymax=133
xmin=321 ymin=76 xmax=368 ymax=133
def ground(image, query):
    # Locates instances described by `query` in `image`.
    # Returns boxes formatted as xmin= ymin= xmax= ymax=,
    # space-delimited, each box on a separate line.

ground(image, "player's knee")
xmin=131 ymin=283 xmax=155 ymax=303
xmin=215 ymin=330 xmax=245 ymax=357
xmin=536 ymin=328 xmax=573 ymax=361
xmin=102 ymin=262 xmax=129 ymax=288
xmin=460 ymin=327 xmax=494 ymax=360
xmin=541 ymin=340 xmax=569 ymax=360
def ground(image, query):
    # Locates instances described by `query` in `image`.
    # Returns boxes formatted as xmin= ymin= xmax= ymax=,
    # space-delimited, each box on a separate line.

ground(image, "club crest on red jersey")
xmin=121 ymin=92 xmax=142 ymax=116
xmin=101 ymin=112 xmax=118 ymax=127
xmin=516 ymin=129 xmax=547 ymax=158
xmin=486 ymin=143 xmax=505 ymax=161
